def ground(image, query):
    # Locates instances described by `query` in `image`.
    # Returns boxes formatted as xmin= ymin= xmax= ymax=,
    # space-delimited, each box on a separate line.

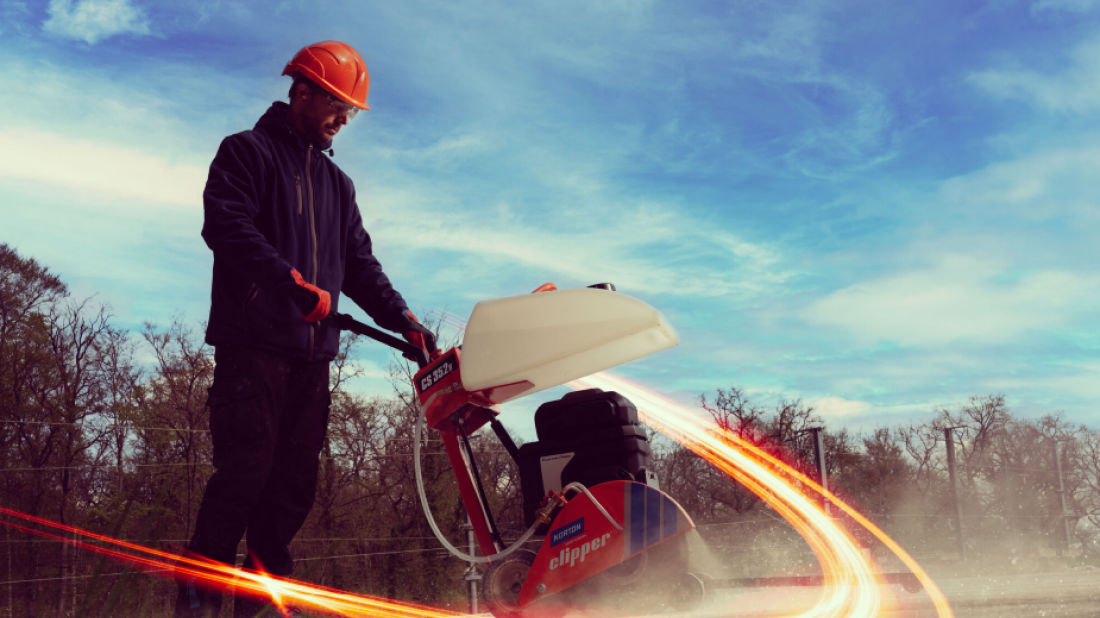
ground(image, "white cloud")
xmin=385 ymin=0 xmax=893 ymax=180
xmin=43 ymin=0 xmax=150 ymax=44
xmin=0 ymin=128 xmax=205 ymax=207
xmin=982 ymin=361 xmax=1100 ymax=401
xmin=802 ymin=256 xmax=1100 ymax=346
xmin=1031 ymin=0 xmax=1100 ymax=14
xmin=970 ymin=36 xmax=1100 ymax=113
xmin=939 ymin=146 xmax=1100 ymax=221
xmin=717 ymin=3 xmax=899 ymax=178
xmin=0 ymin=49 xmax=253 ymax=164
xmin=364 ymin=186 xmax=792 ymax=301
xmin=812 ymin=396 xmax=873 ymax=418
xmin=373 ymin=133 xmax=488 ymax=166
xmin=0 ymin=1 xmax=31 ymax=35
xmin=0 ymin=53 xmax=230 ymax=210
xmin=777 ymin=77 xmax=899 ymax=179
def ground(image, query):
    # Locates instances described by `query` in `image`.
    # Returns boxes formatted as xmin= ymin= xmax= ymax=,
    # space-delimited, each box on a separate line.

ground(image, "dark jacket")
xmin=202 ymin=102 xmax=409 ymax=361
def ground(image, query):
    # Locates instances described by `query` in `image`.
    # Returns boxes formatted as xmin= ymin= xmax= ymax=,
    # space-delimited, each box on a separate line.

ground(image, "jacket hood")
xmin=255 ymin=101 xmax=334 ymax=152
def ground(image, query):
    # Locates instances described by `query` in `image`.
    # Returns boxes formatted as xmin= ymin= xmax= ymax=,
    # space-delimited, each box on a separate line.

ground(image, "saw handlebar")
xmin=327 ymin=312 xmax=431 ymax=368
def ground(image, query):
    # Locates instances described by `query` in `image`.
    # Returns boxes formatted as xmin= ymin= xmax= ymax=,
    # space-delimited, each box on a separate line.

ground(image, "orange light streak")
xmin=0 ymin=506 xmax=457 ymax=618
xmin=568 ymin=372 xmax=955 ymax=618
xmin=2 ymin=359 xmax=955 ymax=616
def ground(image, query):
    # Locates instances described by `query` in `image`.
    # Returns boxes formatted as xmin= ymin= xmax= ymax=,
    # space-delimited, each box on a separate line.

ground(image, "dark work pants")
xmin=176 ymin=344 xmax=330 ymax=617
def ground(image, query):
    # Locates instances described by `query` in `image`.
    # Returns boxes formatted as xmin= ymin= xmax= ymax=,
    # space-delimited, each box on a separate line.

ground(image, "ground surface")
xmin=685 ymin=570 xmax=1100 ymax=618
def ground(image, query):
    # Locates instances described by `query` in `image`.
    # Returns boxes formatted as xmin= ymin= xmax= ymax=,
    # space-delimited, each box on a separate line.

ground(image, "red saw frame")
xmin=413 ymin=347 xmax=534 ymax=554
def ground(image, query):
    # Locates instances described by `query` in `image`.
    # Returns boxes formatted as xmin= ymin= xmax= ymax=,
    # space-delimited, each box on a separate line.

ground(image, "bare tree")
xmin=1073 ymin=427 xmax=1100 ymax=556
xmin=138 ymin=319 xmax=215 ymax=539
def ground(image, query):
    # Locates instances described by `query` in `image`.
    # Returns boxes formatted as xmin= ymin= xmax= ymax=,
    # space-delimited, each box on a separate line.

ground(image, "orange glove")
xmin=277 ymin=268 xmax=331 ymax=322
xmin=402 ymin=310 xmax=440 ymax=360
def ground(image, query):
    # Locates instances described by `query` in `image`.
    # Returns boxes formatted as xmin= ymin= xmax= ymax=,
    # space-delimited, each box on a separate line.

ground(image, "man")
xmin=177 ymin=41 xmax=437 ymax=618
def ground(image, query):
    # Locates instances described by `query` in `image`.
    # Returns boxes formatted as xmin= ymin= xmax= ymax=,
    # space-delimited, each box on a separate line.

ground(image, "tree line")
xmin=2 ymin=243 xmax=1098 ymax=617
xmin=662 ymin=389 xmax=1100 ymax=578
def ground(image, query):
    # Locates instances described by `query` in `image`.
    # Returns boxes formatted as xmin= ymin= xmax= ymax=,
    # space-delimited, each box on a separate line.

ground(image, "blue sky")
xmin=2 ymin=0 xmax=1099 ymax=437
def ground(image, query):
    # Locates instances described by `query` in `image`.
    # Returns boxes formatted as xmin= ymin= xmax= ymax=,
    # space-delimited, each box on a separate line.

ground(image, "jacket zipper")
xmin=295 ymin=174 xmax=303 ymax=215
xmin=305 ymin=145 xmax=319 ymax=361
xmin=243 ymin=283 xmax=260 ymax=310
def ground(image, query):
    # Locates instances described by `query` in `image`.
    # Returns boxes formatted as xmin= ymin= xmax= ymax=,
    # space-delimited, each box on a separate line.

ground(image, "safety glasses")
xmin=315 ymin=88 xmax=359 ymax=119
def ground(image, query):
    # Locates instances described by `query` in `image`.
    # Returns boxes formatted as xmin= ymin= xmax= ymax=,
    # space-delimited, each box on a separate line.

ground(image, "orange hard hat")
xmin=282 ymin=40 xmax=370 ymax=110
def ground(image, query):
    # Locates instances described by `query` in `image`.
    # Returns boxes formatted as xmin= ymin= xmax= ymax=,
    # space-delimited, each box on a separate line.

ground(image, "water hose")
xmin=562 ymin=482 xmax=623 ymax=531
xmin=414 ymin=410 xmax=538 ymax=563
xmin=413 ymin=411 xmax=623 ymax=562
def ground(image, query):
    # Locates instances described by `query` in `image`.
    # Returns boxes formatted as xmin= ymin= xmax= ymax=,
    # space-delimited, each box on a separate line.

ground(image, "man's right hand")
xmin=276 ymin=268 xmax=331 ymax=322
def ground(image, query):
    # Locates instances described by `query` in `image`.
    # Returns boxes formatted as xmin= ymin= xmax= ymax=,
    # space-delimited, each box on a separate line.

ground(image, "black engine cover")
xmin=517 ymin=389 xmax=652 ymax=528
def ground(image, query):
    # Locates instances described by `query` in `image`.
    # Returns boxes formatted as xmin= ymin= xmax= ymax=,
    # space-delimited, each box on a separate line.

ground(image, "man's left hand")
xmin=402 ymin=310 xmax=440 ymax=361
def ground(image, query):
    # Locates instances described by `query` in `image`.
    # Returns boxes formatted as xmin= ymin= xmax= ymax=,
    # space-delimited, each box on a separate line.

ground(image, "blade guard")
xmin=460 ymin=288 xmax=680 ymax=404
xmin=518 ymin=481 xmax=695 ymax=607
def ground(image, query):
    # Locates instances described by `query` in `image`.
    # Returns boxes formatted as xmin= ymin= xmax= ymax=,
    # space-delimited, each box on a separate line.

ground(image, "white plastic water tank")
xmin=459 ymin=288 xmax=679 ymax=403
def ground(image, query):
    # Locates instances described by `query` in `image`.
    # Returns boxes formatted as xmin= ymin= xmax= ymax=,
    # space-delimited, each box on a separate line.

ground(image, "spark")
xmin=568 ymin=372 xmax=954 ymax=618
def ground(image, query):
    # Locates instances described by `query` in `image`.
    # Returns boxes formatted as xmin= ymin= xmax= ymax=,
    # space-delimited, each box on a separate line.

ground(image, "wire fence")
xmin=0 ymin=504 xmax=1086 ymax=596
xmin=0 ymin=571 xmax=165 ymax=587
xmin=0 ymin=420 xmax=210 ymax=433
xmin=0 ymin=541 xmax=477 ymax=585
xmin=2 ymin=401 xmax=1094 ymax=614
xmin=0 ymin=451 xmax=510 ymax=473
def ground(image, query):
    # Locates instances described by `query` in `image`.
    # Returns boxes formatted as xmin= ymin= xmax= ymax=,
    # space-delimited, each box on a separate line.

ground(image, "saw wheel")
xmin=481 ymin=549 xmax=569 ymax=618
xmin=594 ymin=549 xmax=648 ymax=587
xmin=669 ymin=573 xmax=705 ymax=612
